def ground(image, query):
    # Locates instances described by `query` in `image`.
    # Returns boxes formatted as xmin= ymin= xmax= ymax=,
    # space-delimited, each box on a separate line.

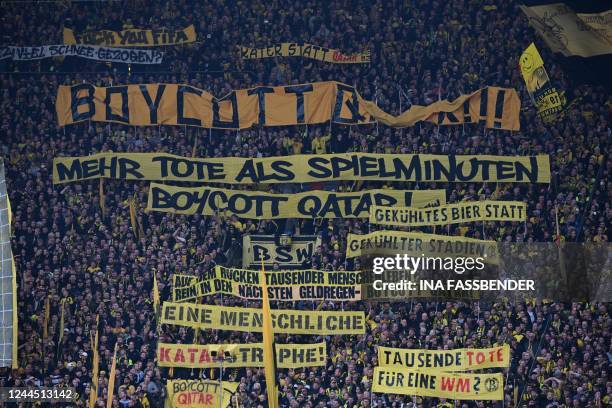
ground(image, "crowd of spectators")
xmin=0 ymin=0 xmax=610 ymax=407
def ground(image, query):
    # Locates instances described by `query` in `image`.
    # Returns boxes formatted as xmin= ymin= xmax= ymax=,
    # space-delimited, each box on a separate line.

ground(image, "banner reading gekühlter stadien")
xmin=56 ymin=82 xmax=521 ymax=130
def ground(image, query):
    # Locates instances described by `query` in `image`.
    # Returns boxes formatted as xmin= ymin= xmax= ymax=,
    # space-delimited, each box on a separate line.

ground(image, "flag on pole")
xmin=99 ymin=179 xmax=105 ymax=215
xmin=89 ymin=315 xmax=100 ymax=408
xmin=58 ymin=299 xmax=66 ymax=343
xmin=260 ymin=260 xmax=278 ymax=408
xmin=43 ymin=296 xmax=50 ymax=340
xmin=106 ymin=343 xmax=118 ymax=408
xmin=129 ymin=195 xmax=138 ymax=240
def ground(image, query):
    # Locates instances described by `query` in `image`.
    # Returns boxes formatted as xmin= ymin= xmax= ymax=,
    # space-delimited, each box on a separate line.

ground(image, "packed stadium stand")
xmin=0 ymin=0 xmax=610 ymax=407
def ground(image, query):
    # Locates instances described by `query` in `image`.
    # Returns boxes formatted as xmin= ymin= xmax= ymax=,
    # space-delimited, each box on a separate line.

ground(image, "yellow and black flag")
xmin=519 ymin=43 xmax=566 ymax=123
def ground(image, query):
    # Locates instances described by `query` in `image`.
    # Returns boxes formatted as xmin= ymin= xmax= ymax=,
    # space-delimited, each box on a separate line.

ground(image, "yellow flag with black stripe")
xmin=260 ymin=260 xmax=278 ymax=408
xmin=519 ymin=43 xmax=565 ymax=123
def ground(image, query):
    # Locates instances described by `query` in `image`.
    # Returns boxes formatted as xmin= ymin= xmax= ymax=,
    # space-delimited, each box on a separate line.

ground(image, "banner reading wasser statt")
xmin=239 ymin=43 xmax=371 ymax=63
xmin=63 ymin=25 xmax=196 ymax=47
xmin=146 ymin=184 xmax=446 ymax=219
xmin=53 ymin=153 xmax=551 ymax=184
xmin=157 ymin=342 xmax=326 ymax=369
xmin=370 ymin=201 xmax=527 ymax=227
xmin=373 ymin=367 xmax=503 ymax=400
xmin=0 ymin=45 xmax=163 ymax=64
xmin=56 ymin=83 xmax=521 ymax=130
xmin=160 ymin=302 xmax=366 ymax=335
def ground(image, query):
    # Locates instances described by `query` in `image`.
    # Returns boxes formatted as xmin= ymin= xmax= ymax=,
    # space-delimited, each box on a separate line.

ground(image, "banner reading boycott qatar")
xmin=164 ymin=379 xmax=237 ymax=408
xmin=56 ymin=82 xmax=521 ymax=130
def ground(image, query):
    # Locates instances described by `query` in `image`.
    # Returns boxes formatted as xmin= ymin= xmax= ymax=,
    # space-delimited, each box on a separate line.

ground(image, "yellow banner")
xmin=160 ymin=302 xmax=366 ymax=335
xmin=345 ymin=230 xmax=499 ymax=264
xmin=165 ymin=380 xmax=237 ymax=408
xmin=520 ymin=4 xmax=612 ymax=57
xmin=242 ymin=235 xmax=321 ymax=269
xmin=172 ymin=266 xmax=362 ymax=302
xmin=63 ymin=25 xmax=196 ymax=47
xmin=370 ymin=201 xmax=527 ymax=227
xmin=239 ymin=43 xmax=371 ymax=63
xmin=373 ymin=367 xmax=503 ymax=400
xmin=53 ymin=152 xmax=551 ymax=184
xmin=157 ymin=342 xmax=326 ymax=369
xmin=519 ymin=43 xmax=565 ymax=123
xmin=56 ymin=82 xmax=520 ymax=130
xmin=378 ymin=345 xmax=510 ymax=371
xmin=146 ymin=184 xmax=446 ymax=219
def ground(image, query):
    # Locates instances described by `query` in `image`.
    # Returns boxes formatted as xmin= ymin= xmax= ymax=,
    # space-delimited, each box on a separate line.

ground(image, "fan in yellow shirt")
xmin=311 ymin=130 xmax=331 ymax=154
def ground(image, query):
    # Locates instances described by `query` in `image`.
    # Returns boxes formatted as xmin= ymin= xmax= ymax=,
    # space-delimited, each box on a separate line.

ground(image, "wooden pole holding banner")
xmin=260 ymin=259 xmax=278 ymax=408
xmin=106 ymin=342 xmax=118 ymax=408
xmin=89 ymin=315 xmax=100 ymax=408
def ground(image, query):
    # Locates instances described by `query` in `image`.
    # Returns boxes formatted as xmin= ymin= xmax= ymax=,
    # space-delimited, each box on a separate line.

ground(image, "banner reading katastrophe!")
xmin=370 ymin=201 xmax=527 ymax=227
xmin=520 ymin=4 xmax=612 ymax=57
xmin=53 ymin=153 xmax=552 ymax=184
xmin=346 ymin=231 xmax=499 ymax=264
xmin=56 ymin=82 xmax=521 ymax=130
xmin=157 ymin=342 xmax=326 ymax=369
xmin=519 ymin=43 xmax=566 ymax=123
xmin=172 ymin=267 xmax=362 ymax=301
xmin=378 ymin=345 xmax=510 ymax=371
xmin=373 ymin=367 xmax=503 ymax=400
xmin=160 ymin=302 xmax=366 ymax=335
xmin=0 ymin=45 xmax=163 ymax=64
xmin=63 ymin=25 xmax=196 ymax=47
xmin=242 ymin=235 xmax=322 ymax=269
xmin=146 ymin=184 xmax=446 ymax=219
xmin=239 ymin=43 xmax=371 ymax=63
xmin=165 ymin=380 xmax=237 ymax=408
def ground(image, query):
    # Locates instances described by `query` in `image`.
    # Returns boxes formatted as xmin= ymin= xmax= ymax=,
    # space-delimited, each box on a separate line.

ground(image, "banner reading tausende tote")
xmin=370 ymin=201 xmax=527 ymax=227
xmin=239 ymin=43 xmax=371 ymax=63
xmin=520 ymin=4 xmax=612 ymax=57
xmin=56 ymin=82 xmax=521 ymax=130
xmin=63 ymin=25 xmax=196 ymax=47
xmin=146 ymin=184 xmax=446 ymax=219
xmin=160 ymin=302 xmax=366 ymax=335
xmin=0 ymin=45 xmax=163 ymax=64
xmin=519 ymin=43 xmax=566 ymax=123
xmin=373 ymin=367 xmax=503 ymax=400
xmin=378 ymin=345 xmax=510 ymax=371
xmin=346 ymin=230 xmax=499 ymax=264
xmin=157 ymin=342 xmax=326 ymax=369
xmin=165 ymin=380 xmax=237 ymax=408
xmin=53 ymin=153 xmax=551 ymax=184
